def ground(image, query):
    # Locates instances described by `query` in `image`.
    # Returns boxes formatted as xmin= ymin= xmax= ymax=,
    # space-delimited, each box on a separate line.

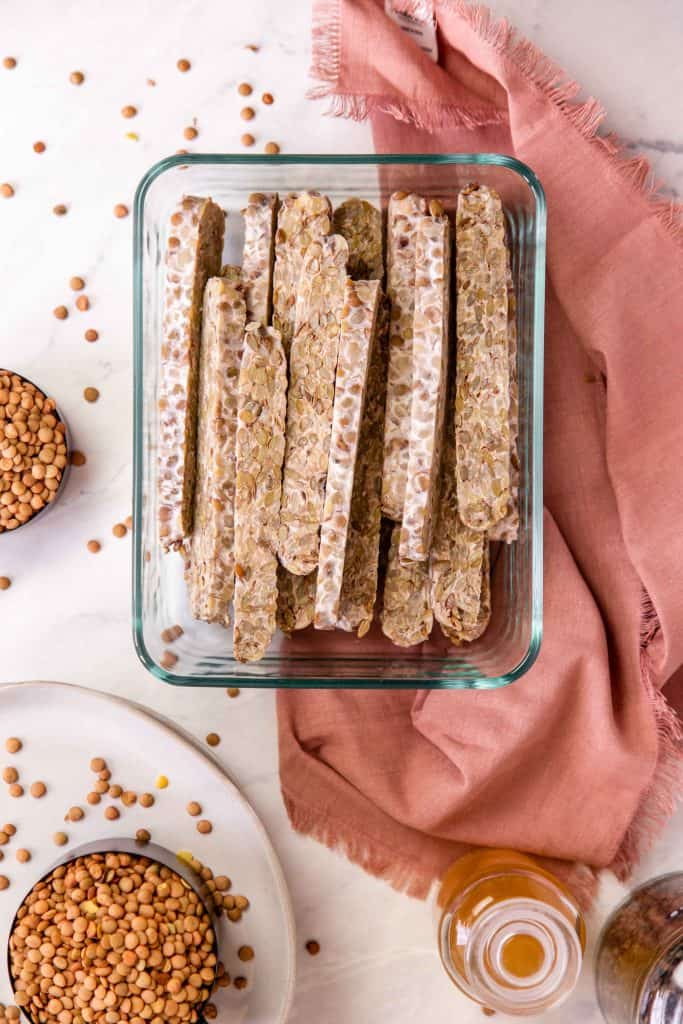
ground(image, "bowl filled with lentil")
xmin=8 ymin=840 xmax=220 ymax=1024
xmin=0 ymin=370 xmax=71 ymax=535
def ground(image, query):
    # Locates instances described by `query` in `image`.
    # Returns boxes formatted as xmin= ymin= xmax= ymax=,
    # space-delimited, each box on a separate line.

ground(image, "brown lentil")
xmin=52 ymin=203 xmax=67 ymax=216
xmin=206 ymin=732 xmax=220 ymax=747
xmin=112 ymin=522 xmax=127 ymax=538
xmin=66 ymin=806 xmax=83 ymax=822
xmin=69 ymin=70 xmax=84 ymax=85
xmin=234 ymin=895 xmax=249 ymax=910
xmin=265 ymin=141 xmax=280 ymax=154
xmin=135 ymin=828 xmax=151 ymax=843
xmin=139 ymin=792 xmax=155 ymax=808
xmin=93 ymin=779 xmax=108 ymax=795
xmin=0 ymin=577 xmax=11 ymax=590
xmin=183 ymin=125 xmax=198 ymax=140
xmin=3 ymin=57 xmax=17 ymax=69
xmin=197 ymin=820 xmax=212 ymax=835
xmin=122 ymin=790 xmax=137 ymax=806
xmin=227 ymin=687 xmax=240 ymax=698
xmin=98 ymin=767 xmax=111 ymax=781
xmin=1 ymin=183 xmax=15 ymax=198
xmin=105 ymin=805 xmax=120 ymax=820
xmin=70 ymin=449 xmax=86 ymax=465
xmin=84 ymin=328 xmax=98 ymax=342
xmin=29 ymin=781 xmax=46 ymax=798
xmin=204 ymin=1004 xmax=218 ymax=1020
xmin=0 ymin=831 xmax=8 ymax=845
xmin=113 ymin=203 xmax=129 ymax=218
xmin=306 ymin=939 xmax=321 ymax=955
xmin=5 ymin=737 xmax=21 ymax=754
xmin=238 ymin=82 xmax=252 ymax=96
xmin=8 ymin=784 xmax=22 ymax=798
xmin=240 ymin=106 xmax=255 ymax=121
xmin=33 ymin=140 xmax=46 ymax=153
xmin=177 ymin=58 xmax=191 ymax=72
xmin=125 ymin=514 xmax=133 ymax=529
xmin=53 ymin=832 xmax=67 ymax=846
xmin=53 ymin=305 xmax=68 ymax=320
xmin=187 ymin=801 xmax=202 ymax=817
xmin=109 ymin=783 xmax=122 ymax=798
xmin=90 ymin=756 xmax=106 ymax=772
xmin=241 ymin=133 xmax=255 ymax=147
xmin=0 ymin=875 xmax=8 ymax=889
xmin=160 ymin=650 xmax=178 ymax=670
xmin=86 ymin=539 xmax=100 ymax=553
xmin=83 ymin=386 xmax=99 ymax=403
xmin=238 ymin=945 xmax=254 ymax=962
xmin=121 ymin=104 xmax=137 ymax=118
xmin=234 ymin=976 xmax=248 ymax=990
xmin=86 ymin=791 xmax=100 ymax=805
xmin=69 ymin=276 xmax=85 ymax=291
xmin=262 ymin=92 xmax=274 ymax=105
xmin=3 ymin=823 xmax=16 ymax=836
xmin=75 ymin=294 xmax=90 ymax=311
xmin=15 ymin=848 xmax=30 ymax=863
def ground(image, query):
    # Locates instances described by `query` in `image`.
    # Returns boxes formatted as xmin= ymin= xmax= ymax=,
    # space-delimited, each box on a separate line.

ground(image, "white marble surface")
xmin=1 ymin=1 xmax=681 ymax=1021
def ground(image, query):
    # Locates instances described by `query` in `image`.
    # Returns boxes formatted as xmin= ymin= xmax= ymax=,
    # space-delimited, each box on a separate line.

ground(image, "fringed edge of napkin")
xmin=310 ymin=0 xmax=683 ymax=248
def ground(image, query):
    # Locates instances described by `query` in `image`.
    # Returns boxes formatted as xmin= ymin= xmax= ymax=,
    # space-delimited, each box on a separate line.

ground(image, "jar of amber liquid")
xmin=437 ymin=849 xmax=586 ymax=1015
xmin=596 ymin=873 xmax=683 ymax=1024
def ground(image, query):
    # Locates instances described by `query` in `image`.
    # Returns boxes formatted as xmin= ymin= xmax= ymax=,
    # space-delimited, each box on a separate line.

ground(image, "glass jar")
xmin=437 ymin=848 xmax=585 ymax=1016
xmin=596 ymin=873 xmax=683 ymax=1024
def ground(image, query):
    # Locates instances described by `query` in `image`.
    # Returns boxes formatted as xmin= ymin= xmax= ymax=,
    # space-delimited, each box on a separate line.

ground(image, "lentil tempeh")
xmin=337 ymin=298 xmax=389 ymax=635
xmin=488 ymin=249 xmax=520 ymax=543
xmin=333 ymin=198 xmax=384 ymax=281
xmin=272 ymin=191 xmax=332 ymax=355
xmin=279 ymin=236 xmax=348 ymax=576
xmin=241 ymin=192 xmax=278 ymax=325
xmin=381 ymin=191 xmax=428 ymax=521
xmin=439 ymin=542 xmax=491 ymax=645
xmin=455 ymin=184 xmax=510 ymax=531
xmin=381 ymin=522 xmax=433 ymax=647
xmin=276 ymin=565 xmax=316 ymax=633
xmin=315 ymin=279 xmax=381 ymax=629
xmin=186 ymin=272 xmax=246 ymax=625
xmin=399 ymin=205 xmax=451 ymax=563
xmin=158 ymin=195 xmax=225 ymax=551
xmin=233 ymin=324 xmax=288 ymax=663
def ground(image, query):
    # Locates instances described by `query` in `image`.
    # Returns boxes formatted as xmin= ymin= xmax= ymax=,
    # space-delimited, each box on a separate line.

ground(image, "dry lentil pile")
xmin=0 ymin=371 xmax=68 ymax=532
xmin=9 ymin=852 xmax=217 ymax=1024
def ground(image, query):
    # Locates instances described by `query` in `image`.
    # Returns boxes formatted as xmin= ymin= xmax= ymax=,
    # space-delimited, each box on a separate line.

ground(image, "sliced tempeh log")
xmin=241 ymin=192 xmax=279 ymax=326
xmin=381 ymin=522 xmax=433 ymax=647
xmin=333 ymin=198 xmax=384 ymax=281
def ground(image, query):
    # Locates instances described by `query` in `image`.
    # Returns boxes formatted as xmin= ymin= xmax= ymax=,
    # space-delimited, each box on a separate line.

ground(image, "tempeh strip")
xmin=186 ymin=273 xmax=246 ymax=624
xmin=315 ymin=279 xmax=381 ymax=629
xmin=333 ymin=198 xmax=384 ymax=281
xmin=381 ymin=523 xmax=433 ymax=647
xmin=278 ymin=236 xmax=348 ymax=576
xmin=381 ymin=191 xmax=428 ymax=521
xmin=272 ymin=191 xmax=332 ymax=355
xmin=158 ymin=195 xmax=225 ymax=551
xmin=439 ymin=543 xmax=491 ymax=645
xmin=241 ymin=192 xmax=278 ymax=326
xmin=399 ymin=206 xmax=451 ymax=563
xmin=430 ymin=427 xmax=488 ymax=636
xmin=488 ymin=249 xmax=519 ymax=543
xmin=455 ymin=184 xmax=510 ymax=531
xmin=337 ymin=298 xmax=389 ymax=635
xmin=233 ymin=324 xmax=287 ymax=663
xmin=276 ymin=565 xmax=316 ymax=633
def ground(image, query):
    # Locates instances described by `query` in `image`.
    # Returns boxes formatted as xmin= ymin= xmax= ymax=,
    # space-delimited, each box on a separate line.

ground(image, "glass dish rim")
xmin=132 ymin=152 xmax=546 ymax=689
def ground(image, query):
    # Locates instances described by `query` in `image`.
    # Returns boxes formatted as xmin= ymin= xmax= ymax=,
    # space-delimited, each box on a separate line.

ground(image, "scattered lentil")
xmin=53 ymin=832 xmax=68 ymax=846
xmin=122 ymin=790 xmax=137 ymax=806
xmin=86 ymin=539 xmax=100 ymax=553
xmin=5 ymin=738 xmax=21 ymax=754
xmin=204 ymin=1004 xmax=218 ymax=1020
xmin=245 ymin=43 xmax=259 ymax=52
xmin=241 ymin=133 xmax=255 ymax=147
xmin=69 ymin=70 xmax=84 ymax=85
xmin=3 ymin=824 xmax=16 ymax=836
xmin=53 ymin=305 xmax=68 ymax=320
xmin=33 ymin=141 xmax=46 ymax=153
xmin=139 ymin=792 xmax=155 ymax=807
xmin=234 ymin=976 xmax=248 ymax=990
xmin=183 ymin=125 xmax=198 ymax=140
xmin=262 ymin=92 xmax=274 ymax=105
xmin=227 ymin=687 xmax=240 ymax=698
xmin=113 ymin=203 xmax=129 ymax=218
xmin=3 ymin=57 xmax=17 ymax=69
xmin=240 ymin=106 xmax=255 ymax=121
xmin=98 ymin=768 xmax=111 ymax=781
xmin=187 ymin=801 xmax=202 ymax=817
xmin=29 ymin=781 xmax=46 ymax=798
xmin=108 ymin=783 xmax=122 ymax=798
xmin=160 ymin=650 xmax=178 ymax=670
xmin=0 ymin=832 xmax=8 ymax=845
xmin=8 ymin=784 xmax=22 ymax=798
xmin=90 ymin=756 xmax=106 ymax=772
xmin=75 ymin=294 xmax=90 ymax=311
xmin=0 ymin=577 xmax=11 ymax=590
xmin=15 ymin=848 xmax=29 ymax=863
xmin=238 ymin=82 xmax=252 ymax=96
xmin=206 ymin=732 xmax=220 ymax=747
xmin=86 ymin=791 xmax=100 ymax=805
xmin=70 ymin=449 xmax=87 ymax=466
xmin=83 ymin=386 xmax=99 ymax=403
xmin=155 ymin=775 xmax=169 ymax=789
xmin=66 ymin=806 xmax=83 ymax=822
xmin=265 ymin=141 xmax=280 ymax=154
xmin=0 ymin=875 xmax=8 ymax=890
xmin=214 ymin=875 xmax=230 ymax=891
xmin=197 ymin=820 xmax=212 ymax=835
xmin=125 ymin=514 xmax=133 ymax=529
xmin=69 ymin=276 xmax=85 ymax=291
xmin=112 ymin=522 xmax=127 ymax=538
xmin=235 ymin=895 xmax=249 ymax=910
xmin=136 ymin=828 xmax=151 ymax=843
xmin=105 ymin=805 xmax=119 ymax=820
xmin=121 ymin=104 xmax=137 ymax=118
xmin=1 ymin=183 xmax=15 ymax=198
xmin=238 ymin=945 xmax=254 ymax=962
xmin=177 ymin=58 xmax=191 ymax=72
xmin=306 ymin=939 xmax=321 ymax=955
xmin=93 ymin=779 xmax=108 ymax=794
xmin=52 ymin=203 xmax=67 ymax=216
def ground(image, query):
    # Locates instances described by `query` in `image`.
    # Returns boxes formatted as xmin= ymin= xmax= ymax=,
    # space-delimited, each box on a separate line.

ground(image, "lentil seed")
xmin=3 ymin=57 xmax=17 ymax=69
xmin=1 ymin=183 xmax=15 ymax=198
xmin=86 ymin=540 xmax=100 ymax=553
xmin=53 ymin=832 xmax=68 ymax=846
xmin=0 ymin=577 xmax=11 ymax=590
xmin=113 ymin=203 xmax=129 ymax=218
xmin=69 ymin=71 xmax=84 ymax=85
xmin=83 ymin=387 xmax=99 ymax=403
xmin=84 ymin=328 xmax=98 ymax=342
xmin=29 ymin=781 xmax=46 ymax=798
xmin=33 ymin=141 xmax=46 ymax=153
xmin=75 ymin=295 xmax=90 ymax=311
xmin=183 ymin=126 xmax=198 ymax=140
xmin=177 ymin=59 xmax=191 ymax=72
xmin=240 ymin=106 xmax=255 ymax=121
xmin=53 ymin=306 xmax=68 ymax=320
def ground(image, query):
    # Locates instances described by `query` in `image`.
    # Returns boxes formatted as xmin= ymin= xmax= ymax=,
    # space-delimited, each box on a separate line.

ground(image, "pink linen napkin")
xmin=278 ymin=0 xmax=683 ymax=900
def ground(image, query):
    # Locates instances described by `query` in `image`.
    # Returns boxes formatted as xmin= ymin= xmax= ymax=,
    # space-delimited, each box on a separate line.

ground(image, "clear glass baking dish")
xmin=133 ymin=154 xmax=545 ymax=688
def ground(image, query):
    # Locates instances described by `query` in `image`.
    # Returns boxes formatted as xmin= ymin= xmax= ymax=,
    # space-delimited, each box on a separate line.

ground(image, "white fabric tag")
xmin=384 ymin=1 xmax=439 ymax=62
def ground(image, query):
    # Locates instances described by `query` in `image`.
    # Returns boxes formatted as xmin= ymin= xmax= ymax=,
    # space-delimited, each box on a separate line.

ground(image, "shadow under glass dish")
xmin=133 ymin=153 xmax=546 ymax=688
xmin=7 ymin=839 xmax=219 ymax=1024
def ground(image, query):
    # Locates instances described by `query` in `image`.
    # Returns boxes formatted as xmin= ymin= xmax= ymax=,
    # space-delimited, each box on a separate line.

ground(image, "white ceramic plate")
xmin=0 ymin=681 xmax=296 ymax=1023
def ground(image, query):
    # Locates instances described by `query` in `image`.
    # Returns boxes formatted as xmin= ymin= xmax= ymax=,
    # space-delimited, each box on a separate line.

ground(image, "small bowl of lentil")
xmin=0 ymin=369 xmax=71 ymax=534
xmin=8 ymin=840 xmax=220 ymax=1024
